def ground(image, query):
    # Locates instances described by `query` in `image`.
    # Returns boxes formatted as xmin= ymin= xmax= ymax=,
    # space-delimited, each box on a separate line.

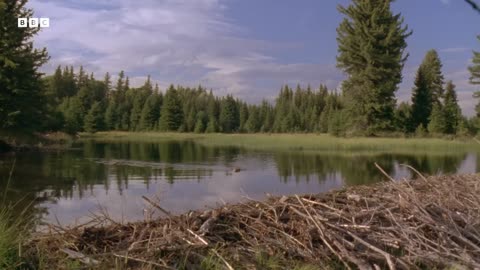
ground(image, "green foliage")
xmin=428 ymin=103 xmax=447 ymax=134
xmin=443 ymin=81 xmax=462 ymax=134
xmin=83 ymin=102 xmax=104 ymax=133
xmin=159 ymin=85 xmax=184 ymax=131
xmin=328 ymin=109 xmax=347 ymax=137
xmin=421 ymin=50 xmax=445 ymax=105
xmin=139 ymin=93 xmax=161 ymax=131
xmin=470 ymin=36 xmax=480 ymax=117
xmin=219 ymin=95 xmax=239 ymax=133
xmin=60 ymin=97 xmax=84 ymax=134
xmin=394 ymin=102 xmax=412 ymax=133
xmin=336 ymin=0 xmax=411 ymax=133
xmin=410 ymin=64 xmax=433 ymax=131
xmin=0 ymin=0 xmax=49 ymax=132
xmin=415 ymin=125 xmax=428 ymax=137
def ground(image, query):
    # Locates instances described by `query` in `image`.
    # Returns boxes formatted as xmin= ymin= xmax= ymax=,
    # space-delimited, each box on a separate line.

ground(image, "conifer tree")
xmin=470 ymin=36 xmax=480 ymax=117
xmin=0 ymin=0 xmax=49 ymax=131
xmin=443 ymin=81 xmax=462 ymax=134
xmin=159 ymin=85 xmax=183 ymax=131
xmin=394 ymin=102 xmax=412 ymax=133
xmin=239 ymin=103 xmax=249 ymax=132
xmin=84 ymin=102 xmax=104 ymax=133
xmin=61 ymin=97 xmax=84 ymax=134
xmin=139 ymin=94 xmax=161 ymax=131
xmin=245 ymin=106 xmax=260 ymax=133
xmin=194 ymin=111 xmax=207 ymax=133
xmin=219 ymin=96 xmax=240 ymax=133
xmin=421 ymin=50 xmax=444 ymax=105
xmin=410 ymin=66 xmax=432 ymax=130
xmin=428 ymin=103 xmax=446 ymax=134
xmin=336 ymin=0 xmax=411 ymax=133
xmin=104 ymin=99 xmax=118 ymax=130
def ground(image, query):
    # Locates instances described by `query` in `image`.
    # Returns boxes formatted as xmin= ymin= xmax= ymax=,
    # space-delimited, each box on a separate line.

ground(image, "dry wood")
xmin=25 ymin=173 xmax=480 ymax=269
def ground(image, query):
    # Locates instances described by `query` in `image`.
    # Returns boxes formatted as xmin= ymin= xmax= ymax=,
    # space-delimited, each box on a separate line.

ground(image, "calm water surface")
xmin=0 ymin=140 xmax=478 ymax=226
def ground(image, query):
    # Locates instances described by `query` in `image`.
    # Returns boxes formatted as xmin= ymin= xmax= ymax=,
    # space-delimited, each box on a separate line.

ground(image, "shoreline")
xmin=21 ymin=173 xmax=480 ymax=269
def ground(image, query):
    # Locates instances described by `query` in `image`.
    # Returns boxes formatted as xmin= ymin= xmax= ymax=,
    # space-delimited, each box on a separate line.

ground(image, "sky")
xmin=28 ymin=0 xmax=480 ymax=115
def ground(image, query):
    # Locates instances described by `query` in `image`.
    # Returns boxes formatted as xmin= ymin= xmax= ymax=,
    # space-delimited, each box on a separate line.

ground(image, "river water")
xmin=0 ymin=140 xmax=477 ymax=227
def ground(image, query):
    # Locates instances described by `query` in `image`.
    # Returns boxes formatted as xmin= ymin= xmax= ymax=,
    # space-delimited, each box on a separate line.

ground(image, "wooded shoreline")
xmin=20 ymin=172 xmax=480 ymax=269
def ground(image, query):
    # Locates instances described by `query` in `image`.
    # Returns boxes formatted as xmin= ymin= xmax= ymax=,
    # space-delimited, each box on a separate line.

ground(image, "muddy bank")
xmin=0 ymin=132 xmax=74 ymax=154
xmin=25 ymin=172 xmax=480 ymax=269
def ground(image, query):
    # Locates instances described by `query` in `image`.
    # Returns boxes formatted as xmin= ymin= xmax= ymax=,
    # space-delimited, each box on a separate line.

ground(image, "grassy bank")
xmin=0 ymin=206 xmax=25 ymax=269
xmin=82 ymin=131 xmax=479 ymax=153
xmin=23 ymin=173 xmax=480 ymax=269
xmin=0 ymin=131 xmax=74 ymax=153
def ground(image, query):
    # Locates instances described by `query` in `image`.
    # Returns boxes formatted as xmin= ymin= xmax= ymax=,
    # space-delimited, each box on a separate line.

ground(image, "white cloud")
xmin=30 ymin=0 xmax=342 ymax=101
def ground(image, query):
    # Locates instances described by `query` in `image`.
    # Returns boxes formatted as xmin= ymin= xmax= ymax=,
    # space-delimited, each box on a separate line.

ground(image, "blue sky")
xmin=30 ymin=0 xmax=480 ymax=115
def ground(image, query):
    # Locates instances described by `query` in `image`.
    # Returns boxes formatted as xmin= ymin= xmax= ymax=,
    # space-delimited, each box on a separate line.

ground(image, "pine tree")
xmin=219 ymin=96 xmax=239 ymax=133
xmin=421 ymin=50 xmax=444 ymax=105
xmin=206 ymin=116 xmax=218 ymax=133
xmin=130 ymin=91 xmax=147 ymax=131
xmin=0 ymin=0 xmax=49 ymax=132
xmin=410 ymin=66 xmax=432 ymax=130
xmin=428 ymin=103 xmax=446 ymax=134
xmin=336 ymin=0 xmax=411 ymax=133
xmin=443 ymin=81 xmax=462 ymax=134
xmin=245 ymin=106 xmax=260 ymax=133
xmin=239 ymin=103 xmax=249 ymax=132
xmin=470 ymin=36 xmax=480 ymax=117
xmin=104 ymin=99 xmax=118 ymax=130
xmin=159 ymin=85 xmax=183 ymax=131
xmin=61 ymin=97 xmax=84 ymax=134
xmin=139 ymin=94 xmax=161 ymax=131
xmin=104 ymin=72 xmax=112 ymax=98
xmin=194 ymin=111 xmax=207 ymax=133
xmin=84 ymin=102 xmax=104 ymax=133
xmin=394 ymin=102 xmax=412 ymax=133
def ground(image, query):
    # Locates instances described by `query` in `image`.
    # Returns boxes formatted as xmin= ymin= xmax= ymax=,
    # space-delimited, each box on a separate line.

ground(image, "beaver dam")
xmin=24 ymin=171 xmax=480 ymax=270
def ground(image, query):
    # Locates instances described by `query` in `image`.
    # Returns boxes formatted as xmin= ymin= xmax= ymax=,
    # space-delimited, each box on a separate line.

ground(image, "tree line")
xmin=43 ymin=66 xmax=346 ymax=134
xmin=1 ymin=0 xmax=480 ymax=137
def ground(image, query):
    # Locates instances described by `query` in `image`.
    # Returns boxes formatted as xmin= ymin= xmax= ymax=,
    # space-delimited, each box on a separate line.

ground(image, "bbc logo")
xmin=18 ymin=18 xmax=50 ymax=28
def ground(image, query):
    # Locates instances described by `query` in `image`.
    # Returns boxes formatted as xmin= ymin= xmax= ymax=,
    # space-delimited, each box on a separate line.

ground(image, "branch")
xmin=465 ymin=0 xmax=480 ymax=13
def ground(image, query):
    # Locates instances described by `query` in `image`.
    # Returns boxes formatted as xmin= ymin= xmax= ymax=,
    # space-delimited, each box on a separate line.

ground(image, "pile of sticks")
xmin=27 ymin=171 xmax=480 ymax=269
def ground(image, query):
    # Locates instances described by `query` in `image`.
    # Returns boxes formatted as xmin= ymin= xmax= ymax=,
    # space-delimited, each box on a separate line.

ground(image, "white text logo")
xmin=18 ymin=18 xmax=50 ymax=28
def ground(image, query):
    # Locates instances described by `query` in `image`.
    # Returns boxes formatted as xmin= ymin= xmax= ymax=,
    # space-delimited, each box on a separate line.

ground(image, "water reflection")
xmin=0 ymin=140 xmax=476 ymax=226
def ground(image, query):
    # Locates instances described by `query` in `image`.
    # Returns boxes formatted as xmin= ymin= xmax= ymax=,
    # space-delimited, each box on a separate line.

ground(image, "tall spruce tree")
xmin=421 ymin=50 xmax=444 ymax=105
xmin=410 ymin=66 xmax=432 ymax=130
xmin=428 ymin=103 xmax=446 ymax=134
xmin=470 ymin=36 xmax=480 ymax=117
xmin=84 ymin=102 xmax=104 ymax=133
xmin=394 ymin=102 xmax=412 ymax=133
xmin=336 ymin=0 xmax=411 ymax=133
xmin=219 ymin=96 xmax=239 ymax=133
xmin=159 ymin=85 xmax=183 ymax=131
xmin=139 ymin=93 xmax=161 ymax=131
xmin=443 ymin=81 xmax=462 ymax=134
xmin=0 ymin=0 xmax=49 ymax=131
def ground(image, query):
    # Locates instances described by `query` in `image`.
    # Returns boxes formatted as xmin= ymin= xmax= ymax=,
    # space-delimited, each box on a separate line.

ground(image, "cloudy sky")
xmin=29 ymin=0 xmax=480 ymax=115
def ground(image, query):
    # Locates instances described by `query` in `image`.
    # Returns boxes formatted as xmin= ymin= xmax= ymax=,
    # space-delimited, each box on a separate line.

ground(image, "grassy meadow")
xmin=81 ymin=131 xmax=480 ymax=154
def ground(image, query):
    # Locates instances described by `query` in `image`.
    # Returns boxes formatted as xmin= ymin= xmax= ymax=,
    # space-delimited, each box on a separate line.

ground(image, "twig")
xmin=142 ymin=196 xmax=173 ymax=218
xmin=187 ymin=229 xmax=209 ymax=246
xmin=113 ymin=253 xmax=173 ymax=269
xmin=374 ymin=162 xmax=396 ymax=182
xmin=211 ymin=249 xmax=234 ymax=270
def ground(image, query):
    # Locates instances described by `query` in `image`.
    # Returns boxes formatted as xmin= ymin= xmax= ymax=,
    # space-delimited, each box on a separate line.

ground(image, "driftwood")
xmin=26 ymin=174 xmax=480 ymax=269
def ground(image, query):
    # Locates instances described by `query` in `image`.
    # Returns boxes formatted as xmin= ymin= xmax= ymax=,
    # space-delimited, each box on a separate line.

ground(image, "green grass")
xmin=0 ymin=161 xmax=32 ymax=269
xmin=81 ymin=131 xmax=480 ymax=154
xmin=0 ymin=206 xmax=24 ymax=269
